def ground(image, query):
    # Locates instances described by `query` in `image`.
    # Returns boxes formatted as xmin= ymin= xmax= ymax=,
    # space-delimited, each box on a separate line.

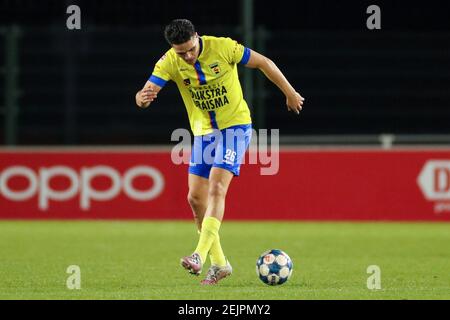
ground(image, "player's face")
xmin=173 ymin=34 xmax=200 ymax=65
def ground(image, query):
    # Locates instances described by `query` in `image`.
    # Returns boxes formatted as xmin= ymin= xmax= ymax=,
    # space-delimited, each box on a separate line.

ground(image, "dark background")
xmin=1 ymin=0 xmax=449 ymax=145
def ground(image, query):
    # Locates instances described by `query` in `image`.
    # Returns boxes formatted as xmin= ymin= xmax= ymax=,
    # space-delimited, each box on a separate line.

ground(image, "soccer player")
xmin=135 ymin=19 xmax=304 ymax=285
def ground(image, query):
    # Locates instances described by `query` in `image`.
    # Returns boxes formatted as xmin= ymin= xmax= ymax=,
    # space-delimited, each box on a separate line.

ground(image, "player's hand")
xmin=137 ymin=88 xmax=158 ymax=108
xmin=286 ymin=91 xmax=305 ymax=114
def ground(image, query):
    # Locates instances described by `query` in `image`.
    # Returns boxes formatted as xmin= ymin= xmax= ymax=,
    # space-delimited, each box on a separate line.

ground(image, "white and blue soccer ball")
xmin=256 ymin=249 xmax=293 ymax=285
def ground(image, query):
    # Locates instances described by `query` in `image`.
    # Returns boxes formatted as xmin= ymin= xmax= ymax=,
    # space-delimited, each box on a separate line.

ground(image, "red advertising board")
xmin=1 ymin=148 xmax=450 ymax=221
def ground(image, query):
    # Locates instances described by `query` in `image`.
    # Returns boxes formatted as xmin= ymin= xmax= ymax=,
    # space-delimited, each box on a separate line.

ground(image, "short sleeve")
xmin=149 ymin=52 xmax=173 ymax=88
xmin=222 ymin=37 xmax=251 ymax=65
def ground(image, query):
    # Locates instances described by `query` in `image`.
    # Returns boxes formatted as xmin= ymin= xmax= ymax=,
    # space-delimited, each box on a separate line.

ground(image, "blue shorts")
xmin=189 ymin=124 xmax=252 ymax=179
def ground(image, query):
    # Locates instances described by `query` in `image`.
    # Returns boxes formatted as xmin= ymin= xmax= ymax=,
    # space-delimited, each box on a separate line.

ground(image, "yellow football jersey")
xmin=149 ymin=35 xmax=252 ymax=136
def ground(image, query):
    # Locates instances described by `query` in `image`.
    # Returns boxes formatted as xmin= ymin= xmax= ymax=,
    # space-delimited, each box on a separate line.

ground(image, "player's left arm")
xmin=245 ymin=50 xmax=305 ymax=114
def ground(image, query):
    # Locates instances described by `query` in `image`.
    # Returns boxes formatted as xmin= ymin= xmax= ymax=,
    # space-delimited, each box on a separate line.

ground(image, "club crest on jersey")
xmin=183 ymin=78 xmax=191 ymax=86
xmin=209 ymin=62 xmax=221 ymax=75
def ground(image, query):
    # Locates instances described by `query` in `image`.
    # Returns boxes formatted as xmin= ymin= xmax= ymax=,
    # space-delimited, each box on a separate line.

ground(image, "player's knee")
xmin=187 ymin=192 xmax=203 ymax=209
xmin=208 ymin=181 xmax=227 ymax=199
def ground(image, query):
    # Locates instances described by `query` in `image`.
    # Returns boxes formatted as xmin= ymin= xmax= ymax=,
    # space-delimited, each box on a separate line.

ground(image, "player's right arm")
xmin=136 ymin=81 xmax=162 ymax=109
xmin=136 ymin=52 xmax=173 ymax=109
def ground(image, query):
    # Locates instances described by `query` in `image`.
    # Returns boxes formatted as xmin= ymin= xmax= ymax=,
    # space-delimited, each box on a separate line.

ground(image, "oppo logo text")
xmin=0 ymin=165 xmax=164 ymax=211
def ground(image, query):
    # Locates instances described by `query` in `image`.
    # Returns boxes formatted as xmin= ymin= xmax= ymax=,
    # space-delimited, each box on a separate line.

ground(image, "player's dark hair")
xmin=164 ymin=19 xmax=196 ymax=45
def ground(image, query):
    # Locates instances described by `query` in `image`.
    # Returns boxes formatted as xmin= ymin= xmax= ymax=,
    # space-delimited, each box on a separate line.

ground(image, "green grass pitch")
xmin=0 ymin=221 xmax=449 ymax=300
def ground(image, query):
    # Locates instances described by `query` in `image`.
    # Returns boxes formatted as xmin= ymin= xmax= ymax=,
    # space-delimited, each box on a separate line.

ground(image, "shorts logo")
xmin=183 ymin=78 xmax=191 ymax=86
xmin=209 ymin=62 xmax=221 ymax=75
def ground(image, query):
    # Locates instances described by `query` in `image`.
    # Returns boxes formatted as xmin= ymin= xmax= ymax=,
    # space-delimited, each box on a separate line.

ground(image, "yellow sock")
xmin=197 ymin=226 xmax=226 ymax=266
xmin=209 ymin=234 xmax=227 ymax=267
xmin=195 ymin=217 xmax=221 ymax=263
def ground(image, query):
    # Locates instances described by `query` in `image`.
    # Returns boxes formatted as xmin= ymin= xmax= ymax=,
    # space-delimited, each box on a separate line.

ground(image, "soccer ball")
xmin=256 ymin=249 xmax=293 ymax=286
